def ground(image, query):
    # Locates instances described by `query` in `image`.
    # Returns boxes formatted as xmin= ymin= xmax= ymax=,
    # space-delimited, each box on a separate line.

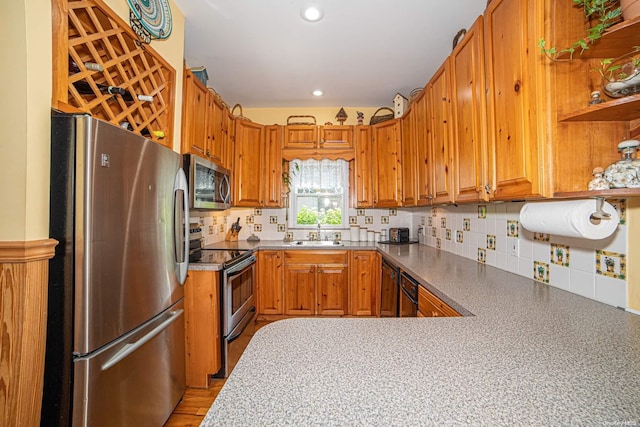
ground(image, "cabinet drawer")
xmin=284 ymin=250 xmax=348 ymax=265
xmin=418 ymin=286 xmax=460 ymax=317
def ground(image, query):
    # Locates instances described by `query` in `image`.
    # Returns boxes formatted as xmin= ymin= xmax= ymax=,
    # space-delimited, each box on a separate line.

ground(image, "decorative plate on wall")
xmin=127 ymin=0 xmax=172 ymax=41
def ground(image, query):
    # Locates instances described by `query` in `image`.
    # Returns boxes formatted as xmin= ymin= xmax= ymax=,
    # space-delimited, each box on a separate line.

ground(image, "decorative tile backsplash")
xmin=422 ymin=202 xmax=629 ymax=309
xmin=191 ymin=201 xmax=630 ymax=311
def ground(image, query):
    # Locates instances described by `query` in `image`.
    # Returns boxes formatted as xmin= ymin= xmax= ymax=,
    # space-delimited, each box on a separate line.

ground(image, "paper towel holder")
xmin=590 ymin=197 xmax=612 ymax=223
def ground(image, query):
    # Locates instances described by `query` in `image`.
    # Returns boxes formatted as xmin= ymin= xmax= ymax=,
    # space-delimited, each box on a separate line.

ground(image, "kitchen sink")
xmin=286 ymin=240 xmax=344 ymax=247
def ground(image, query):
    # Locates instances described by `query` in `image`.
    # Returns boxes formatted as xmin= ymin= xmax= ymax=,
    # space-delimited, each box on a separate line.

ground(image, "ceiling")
xmin=173 ymin=0 xmax=486 ymax=108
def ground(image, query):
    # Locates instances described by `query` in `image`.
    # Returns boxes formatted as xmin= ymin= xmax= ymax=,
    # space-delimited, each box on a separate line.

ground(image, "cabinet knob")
xmin=484 ymin=184 xmax=492 ymax=194
xmin=514 ymin=80 xmax=521 ymax=93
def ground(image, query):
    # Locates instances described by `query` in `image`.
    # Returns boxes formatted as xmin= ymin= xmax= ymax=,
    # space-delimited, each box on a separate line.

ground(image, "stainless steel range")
xmin=193 ymin=248 xmax=256 ymax=377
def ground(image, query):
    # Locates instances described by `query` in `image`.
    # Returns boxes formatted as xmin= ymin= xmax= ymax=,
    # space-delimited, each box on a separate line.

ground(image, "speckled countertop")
xmin=200 ymin=243 xmax=640 ymax=426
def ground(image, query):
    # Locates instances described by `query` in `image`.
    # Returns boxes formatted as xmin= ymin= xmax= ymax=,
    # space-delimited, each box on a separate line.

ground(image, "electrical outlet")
xmin=510 ymin=239 xmax=519 ymax=257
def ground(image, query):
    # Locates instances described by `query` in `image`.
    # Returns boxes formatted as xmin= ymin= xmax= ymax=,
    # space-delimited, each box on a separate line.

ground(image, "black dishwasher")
xmin=399 ymin=272 xmax=418 ymax=317
xmin=380 ymin=258 xmax=399 ymax=317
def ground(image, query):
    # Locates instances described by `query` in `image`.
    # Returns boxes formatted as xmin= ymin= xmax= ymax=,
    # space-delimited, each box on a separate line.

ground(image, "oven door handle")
xmin=400 ymin=284 xmax=418 ymax=305
xmin=225 ymin=255 xmax=256 ymax=277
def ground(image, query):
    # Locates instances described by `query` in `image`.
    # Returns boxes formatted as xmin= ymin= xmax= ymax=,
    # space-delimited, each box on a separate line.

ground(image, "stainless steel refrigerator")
xmin=43 ymin=113 xmax=189 ymax=426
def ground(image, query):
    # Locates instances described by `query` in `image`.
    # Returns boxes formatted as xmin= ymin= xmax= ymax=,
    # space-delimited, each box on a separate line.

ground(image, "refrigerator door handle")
xmin=174 ymin=168 xmax=189 ymax=284
xmin=101 ymin=309 xmax=184 ymax=371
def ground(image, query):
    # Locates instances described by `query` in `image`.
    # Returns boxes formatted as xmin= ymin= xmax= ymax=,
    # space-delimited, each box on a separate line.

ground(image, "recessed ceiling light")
xmin=312 ymin=90 xmax=323 ymax=96
xmin=301 ymin=4 xmax=324 ymax=22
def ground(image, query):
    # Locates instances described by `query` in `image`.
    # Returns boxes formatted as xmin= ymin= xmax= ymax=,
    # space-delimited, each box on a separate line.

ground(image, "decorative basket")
xmin=369 ymin=107 xmax=394 ymax=125
xmin=231 ymin=103 xmax=251 ymax=121
xmin=408 ymin=88 xmax=423 ymax=104
xmin=286 ymin=115 xmax=317 ymax=125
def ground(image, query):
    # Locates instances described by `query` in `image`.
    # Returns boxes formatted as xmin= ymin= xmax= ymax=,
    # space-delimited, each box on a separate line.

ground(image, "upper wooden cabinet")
xmin=282 ymin=125 xmax=355 ymax=160
xmin=451 ymin=16 xmax=488 ymax=203
xmin=401 ymin=106 xmax=417 ymax=206
xmin=483 ymin=0 xmax=629 ymax=198
xmin=353 ymin=125 xmax=374 ymax=208
xmin=264 ymin=125 xmax=283 ymax=208
xmin=428 ymin=60 xmax=454 ymax=205
xmin=181 ymin=67 xmax=208 ymax=157
xmin=372 ymin=119 xmax=403 ymax=207
xmin=181 ymin=66 xmax=231 ymax=168
xmin=414 ymin=90 xmax=431 ymax=206
xmin=233 ymin=120 xmax=265 ymax=207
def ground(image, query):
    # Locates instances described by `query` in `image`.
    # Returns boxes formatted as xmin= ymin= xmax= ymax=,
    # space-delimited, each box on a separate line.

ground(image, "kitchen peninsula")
xmin=200 ymin=243 xmax=640 ymax=426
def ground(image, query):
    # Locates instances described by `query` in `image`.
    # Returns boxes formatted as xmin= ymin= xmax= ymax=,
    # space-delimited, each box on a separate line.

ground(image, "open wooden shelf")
xmin=559 ymin=93 xmax=640 ymax=122
xmin=554 ymin=188 xmax=640 ymax=199
xmin=556 ymin=15 xmax=640 ymax=60
xmin=52 ymin=0 xmax=175 ymax=147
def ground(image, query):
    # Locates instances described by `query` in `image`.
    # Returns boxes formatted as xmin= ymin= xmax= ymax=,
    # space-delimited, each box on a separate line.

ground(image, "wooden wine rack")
xmin=52 ymin=0 xmax=175 ymax=147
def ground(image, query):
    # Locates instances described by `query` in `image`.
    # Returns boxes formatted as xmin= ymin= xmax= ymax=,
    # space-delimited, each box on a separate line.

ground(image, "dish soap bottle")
xmin=604 ymin=139 xmax=640 ymax=188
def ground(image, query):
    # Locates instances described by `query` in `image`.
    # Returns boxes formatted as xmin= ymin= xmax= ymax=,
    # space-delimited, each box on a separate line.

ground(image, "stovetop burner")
xmin=192 ymin=249 xmax=253 ymax=268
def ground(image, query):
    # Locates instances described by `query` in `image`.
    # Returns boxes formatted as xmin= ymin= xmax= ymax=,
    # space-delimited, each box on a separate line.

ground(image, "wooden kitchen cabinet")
xmin=350 ymin=250 xmax=380 ymax=316
xmin=207 ymin=94 xmax=226 ymax=166
xmin=257 ymin=250 xmax=283 ymax=315
xmin=372 ymin=119 xmax=403 ymax=207
xmin=428 ymin=59 xmax=454 ymax=205
xmin=401 ymin=106 xmax=417 ymax=206
xmin=283 ymin=250 xmax=349 ymax=316
xmin=183 ymin=270 xmax=221 ymax=388
xmin=319 ymin=125 xmax=354 ymax=149
xmin=282 ymin=125 xmax=355 ymax=161
xmin=264 ymin=125 xmax=283 ymax=208
xmin=483 ymin=0 xmax=632 ymax=198
xmin=414 ymin=90 xmax=431 ymax=206
xmin=181 ymin=67 xmax=208 ymax=157
xmin=353 ymin=125 xmax=374 ymax=208
xmin=451 ymin=16 xmax=488 ymax=203
xmin=418 ymin=286 xmax=460 ymax=317
xmin=233 ymin=120 xmax=265 ymax=207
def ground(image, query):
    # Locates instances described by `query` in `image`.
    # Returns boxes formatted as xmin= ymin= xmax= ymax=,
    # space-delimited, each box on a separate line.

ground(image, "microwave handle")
xmin=173 ymin=168 xmax=189 ymax=285
xmin=220 ymin=174 xmax=231 ymax=203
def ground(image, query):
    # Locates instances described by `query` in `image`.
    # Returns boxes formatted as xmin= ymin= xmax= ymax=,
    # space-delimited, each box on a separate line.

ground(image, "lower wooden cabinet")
xmin=283 ymin=250 xmax=349 ymax=316
xmin=183 ymin=270 xmax=221 ymax=388
xmin=257 ymin=250 xmax=283 ymax=315
xmin=418 ymin=286 xmax=460 ymax=317
xmin=350 ymin=250 xmax=381 ymax=316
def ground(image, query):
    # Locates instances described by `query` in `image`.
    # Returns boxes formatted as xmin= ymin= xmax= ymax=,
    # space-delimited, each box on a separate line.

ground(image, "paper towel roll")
xmin=519 ymin=200 xmax=619 ymax=240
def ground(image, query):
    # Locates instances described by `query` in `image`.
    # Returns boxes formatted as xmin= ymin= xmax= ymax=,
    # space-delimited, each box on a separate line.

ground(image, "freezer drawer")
xmin=72 ymin=300 xmax=186 ymax=427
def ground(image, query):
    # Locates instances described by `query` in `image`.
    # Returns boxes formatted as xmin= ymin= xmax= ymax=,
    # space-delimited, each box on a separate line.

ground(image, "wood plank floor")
xmin=164 ymin=320 xmax=271 ymax=427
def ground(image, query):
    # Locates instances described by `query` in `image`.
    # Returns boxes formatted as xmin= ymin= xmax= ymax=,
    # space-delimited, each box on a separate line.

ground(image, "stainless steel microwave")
xmin=183 ymin=154 xmax=231 ymax=210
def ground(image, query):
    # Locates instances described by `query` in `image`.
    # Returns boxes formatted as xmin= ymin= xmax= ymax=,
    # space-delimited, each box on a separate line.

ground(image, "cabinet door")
xmin=284 ymin=264 xmax=316 ymax=316
xmin=208 ymin=96 xmax=225 ymax=165
xmin=485 ymin=0 xmax=543 ymax=199
xmin=428 ymin=59 xmax=454 ymax=204
xmin=233 ymin=121 xmax=265 ymax=207
xmin=372 ymin=119 xmax=402 ymax=207
xmin=181 ymin=68 xmax=208 ymax=156
xmin=284 ymin=125 xmax=318 ymax=149
xmin=224 ymin=111 xmax=235 ymax=171
xmin=320 ymin=125 xmax=354 ymax=149
xmin=316 ymin=265 xmax=349 ymax=316
xmin=418 ymin=286 xmax=460 ymax=317
xmin=350 ymin=251 xmax=380 ymax=316
xmin=183 ymin=270 xmax=221 ymax=388
xmin=451 ymin=16 xmax=487 ymax=203
xmin=380 ymin=260 xmax=398 ymax=317
xmin=264 ymin=125 xmax=283 ymax=208
xmin=353 ymin=125 xmax=374 ymax=208
xmin=401 ymin=107 xmax=417 ymax=206
xmin=414 ymin=91 xmax=431 ymax=206
xmin=257 ymin=250 xmax=283 ymax=315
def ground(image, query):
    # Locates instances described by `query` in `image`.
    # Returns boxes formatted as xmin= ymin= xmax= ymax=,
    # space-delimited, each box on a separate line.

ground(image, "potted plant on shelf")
xmin=539 ymin=0 xmax=622 ymax=61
